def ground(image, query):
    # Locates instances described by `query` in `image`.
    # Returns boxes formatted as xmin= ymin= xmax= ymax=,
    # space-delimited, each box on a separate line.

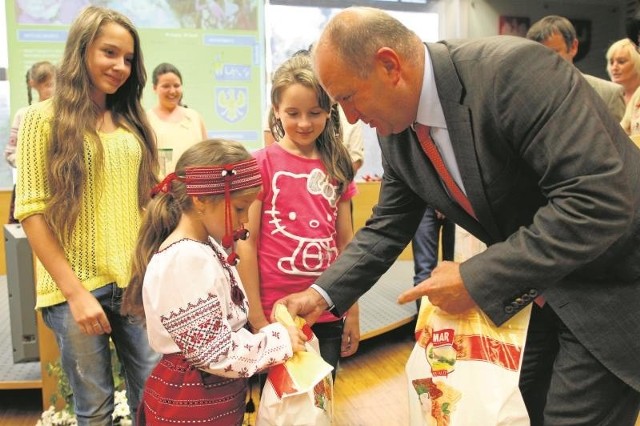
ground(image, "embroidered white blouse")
xmin=142 ymin=238 xmax=293 ymax=378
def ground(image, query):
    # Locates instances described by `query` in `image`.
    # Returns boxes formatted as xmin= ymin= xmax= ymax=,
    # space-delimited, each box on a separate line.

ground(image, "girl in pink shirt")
xmin=238 ymin=53 xmax=360 ymax=378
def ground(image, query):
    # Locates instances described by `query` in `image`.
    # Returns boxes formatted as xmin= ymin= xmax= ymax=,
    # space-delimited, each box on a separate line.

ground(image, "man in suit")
xmin=526 ymin=15 xmax=625 ymax=121
xmin=275 ymin=7 xmax=640 ymax=425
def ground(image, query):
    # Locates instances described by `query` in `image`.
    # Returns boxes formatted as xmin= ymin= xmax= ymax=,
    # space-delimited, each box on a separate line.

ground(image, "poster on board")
xmin=6 ymin=0 xmax=265 ymax=152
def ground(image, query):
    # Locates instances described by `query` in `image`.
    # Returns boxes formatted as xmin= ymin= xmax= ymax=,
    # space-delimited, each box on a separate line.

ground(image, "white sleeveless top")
xmin=147 ymin=107 xmax=205 ymax=173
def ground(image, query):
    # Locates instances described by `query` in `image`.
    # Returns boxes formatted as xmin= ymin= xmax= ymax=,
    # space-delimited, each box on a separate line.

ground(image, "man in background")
xmin=527 ymin=15 xmax=625 ymax=121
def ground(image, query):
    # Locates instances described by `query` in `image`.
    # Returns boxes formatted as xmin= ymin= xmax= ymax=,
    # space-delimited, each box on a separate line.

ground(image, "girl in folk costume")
xmin=122 ymin=139 xmax=305 ymax=425
xmin=14 ymin=6 xmax=159 ymax=424
xmin=237 ymin=54 xmax=360 ymax=378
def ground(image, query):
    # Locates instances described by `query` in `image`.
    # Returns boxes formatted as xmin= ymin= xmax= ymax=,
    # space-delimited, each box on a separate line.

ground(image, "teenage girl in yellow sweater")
xmin=15 ymin=6 xmax=159 ymax=424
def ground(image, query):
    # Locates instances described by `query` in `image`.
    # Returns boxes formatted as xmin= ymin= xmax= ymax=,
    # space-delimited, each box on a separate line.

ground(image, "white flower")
xmin=36 ymin=405 xmax=78 ymax=425
xmin=113 ymin=389 xmax=131 ymax=421
xmin=114 ymin=389 xmax=128 ymax=405
xmin=39 ymin=390 xmax=131 ymax=426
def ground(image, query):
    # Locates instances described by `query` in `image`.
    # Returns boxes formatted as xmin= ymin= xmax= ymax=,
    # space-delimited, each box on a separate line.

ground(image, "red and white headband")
xmin=151 ymin=158 xmax=262 ymax=197
xmin=151 ymin=158 xmax=262 ymax=266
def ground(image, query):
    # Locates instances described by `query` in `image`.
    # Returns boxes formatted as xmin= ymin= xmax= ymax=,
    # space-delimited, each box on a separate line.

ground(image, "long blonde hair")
xmin=47 ymin=6 xmax=157 ymax=242
xmin=269 ymin=54 xmax=354 ymax=195
xmin=122 ymin=139 xmax=258 ymax=319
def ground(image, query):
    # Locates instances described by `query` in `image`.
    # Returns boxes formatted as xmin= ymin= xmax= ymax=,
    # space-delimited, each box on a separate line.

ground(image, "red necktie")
xmin=416 ymin=124 xmax=545 ymax=308
xmin=415 ymin=124 xmax=476 ymax=218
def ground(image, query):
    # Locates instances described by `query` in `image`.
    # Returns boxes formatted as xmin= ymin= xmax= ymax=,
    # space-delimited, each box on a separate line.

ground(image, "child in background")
xmin=122 ymin=139 xmax=304 ymax=425
xmin=237 ymin=54 xmax=360 ymax=378
xmin=5 ymin=61 xmax=56 ymax=223
xmin=5 ymin=61 xmax=56 ymax=168
xmin=14 ymin=6 xmax=159 ymax=423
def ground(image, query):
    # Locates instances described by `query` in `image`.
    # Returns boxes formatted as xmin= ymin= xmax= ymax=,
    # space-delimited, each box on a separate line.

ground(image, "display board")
xmin=5 ymin=0 xmax=265 ymax=156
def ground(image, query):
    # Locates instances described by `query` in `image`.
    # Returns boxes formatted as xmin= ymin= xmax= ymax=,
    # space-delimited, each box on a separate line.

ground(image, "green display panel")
xmin=5 ymin=0 xmax=265 ymax=153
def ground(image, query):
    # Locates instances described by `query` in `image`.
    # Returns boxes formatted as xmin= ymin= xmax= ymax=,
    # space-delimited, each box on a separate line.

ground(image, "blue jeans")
xmin=42 ymin=283 xmax=159 ymax=426
xmin=412 ymin=208 xmax=455 ymax=309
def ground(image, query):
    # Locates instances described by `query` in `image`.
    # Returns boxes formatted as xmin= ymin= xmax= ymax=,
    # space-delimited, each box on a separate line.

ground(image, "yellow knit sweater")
xmin=15 ymin=99 xmax=144 ymax=308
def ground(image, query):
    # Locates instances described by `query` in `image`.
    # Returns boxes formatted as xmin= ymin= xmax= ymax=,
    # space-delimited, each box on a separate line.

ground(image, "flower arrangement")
xmin=37 ymin=390 xmax=130 ymax=426
xmin=37 ymin=405 xmax=77 ymax=426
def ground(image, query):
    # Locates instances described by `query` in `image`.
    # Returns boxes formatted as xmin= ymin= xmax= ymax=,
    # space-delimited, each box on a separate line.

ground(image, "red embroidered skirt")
xmin=139 ymin=353 xmax=247 ymax=425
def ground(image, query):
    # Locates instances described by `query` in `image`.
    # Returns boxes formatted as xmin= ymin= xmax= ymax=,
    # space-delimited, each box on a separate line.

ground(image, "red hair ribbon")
xmin=150 ymin=172 xmax=178 ymax=197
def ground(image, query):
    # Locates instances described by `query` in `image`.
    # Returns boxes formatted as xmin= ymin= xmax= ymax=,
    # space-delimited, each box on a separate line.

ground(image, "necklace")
xmin=209 ymin=240 xmax=246 ymax=311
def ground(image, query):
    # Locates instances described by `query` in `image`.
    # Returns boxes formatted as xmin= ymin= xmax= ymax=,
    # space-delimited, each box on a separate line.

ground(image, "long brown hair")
xmin=122 ymin=139 xmax=258 ymax=319
xmin=46 ymin=6 xmax=157 ymax=242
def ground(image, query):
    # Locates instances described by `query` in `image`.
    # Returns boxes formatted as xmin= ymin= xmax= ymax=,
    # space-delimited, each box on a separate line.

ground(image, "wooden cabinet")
xmin=352 ymin=181 xmax=413 ymax=260
xmin=0 ymin=190 xmax=61 ymax=410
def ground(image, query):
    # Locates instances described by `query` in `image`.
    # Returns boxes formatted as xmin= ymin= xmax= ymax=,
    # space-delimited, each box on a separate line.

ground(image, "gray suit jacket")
xmin=316 ymin=36 xmax=640 ymax=391
xmin=583 ymin=73 xmax=625 ymax=121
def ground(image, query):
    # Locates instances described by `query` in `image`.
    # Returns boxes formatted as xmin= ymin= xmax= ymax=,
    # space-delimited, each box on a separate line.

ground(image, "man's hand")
xmin=271 ymin=288 xmax=328 ymax=325
xmin=397 ymin=261 xmax=476 ymax=314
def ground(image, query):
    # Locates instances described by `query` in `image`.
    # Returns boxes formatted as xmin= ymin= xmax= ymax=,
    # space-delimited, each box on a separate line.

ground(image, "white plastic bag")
xmin=406 ymin=227 xmax=530 ymax=425
xmin=406 ymin=302 xmax=531 ymax=425
xmin=257 ymin=306 xmax=333 ymax=426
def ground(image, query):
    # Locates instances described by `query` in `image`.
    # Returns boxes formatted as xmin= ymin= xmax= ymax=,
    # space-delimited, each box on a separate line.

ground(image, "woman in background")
xmin=606 ymin=38 xmax=640 ymax=105
xmin=147 ymin=62 xmax=207 ymax=173
xmin=607 ymin=39 xmax=640 ymax=138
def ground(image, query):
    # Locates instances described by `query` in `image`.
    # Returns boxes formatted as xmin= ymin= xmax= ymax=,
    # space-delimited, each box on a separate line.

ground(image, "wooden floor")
xmin=0 ymin=387 xmax=42 ymax=425
xmin=3 ymin=322 xmax=639 ymax=426
xmin=332 ymin=323 xmax=415 ymax=426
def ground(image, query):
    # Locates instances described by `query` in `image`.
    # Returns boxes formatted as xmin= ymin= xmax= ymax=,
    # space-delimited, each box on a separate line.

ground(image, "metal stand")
xmin=4 ymin=224 xmax=39 ymax=363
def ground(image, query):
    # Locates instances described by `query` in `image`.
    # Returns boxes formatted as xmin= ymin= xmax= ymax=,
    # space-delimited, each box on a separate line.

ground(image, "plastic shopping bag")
xmin=406 ymin=300 xmax=531 ymax=426
xmin=257 ymin=305 xmax=334 ymax=426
